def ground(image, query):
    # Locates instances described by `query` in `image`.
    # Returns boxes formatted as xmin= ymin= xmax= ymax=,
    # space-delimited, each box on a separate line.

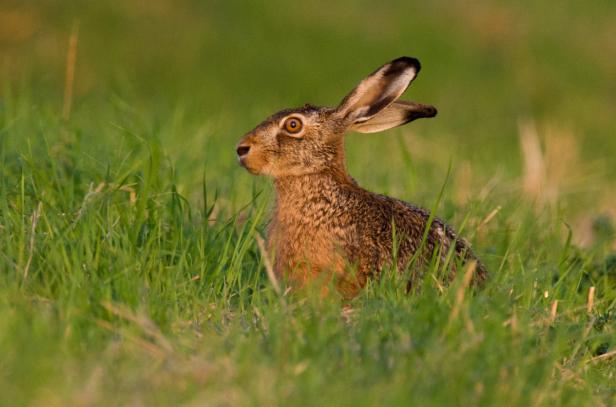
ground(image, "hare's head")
xmin=236 ymin=57 xmax=437 ymax=178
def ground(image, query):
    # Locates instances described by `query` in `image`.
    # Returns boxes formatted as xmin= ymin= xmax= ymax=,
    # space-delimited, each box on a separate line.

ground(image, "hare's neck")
xmin=273 ymin=170 xmax=356 ymax=215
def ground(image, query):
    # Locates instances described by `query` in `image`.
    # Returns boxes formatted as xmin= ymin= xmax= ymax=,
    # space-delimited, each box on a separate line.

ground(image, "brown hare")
xmin=236 ymin=57 xmax=487 ymax=297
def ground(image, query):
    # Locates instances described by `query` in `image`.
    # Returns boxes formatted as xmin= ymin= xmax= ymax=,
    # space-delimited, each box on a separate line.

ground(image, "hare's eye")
xmin=284 ymin=117 xmax=303 ymax=134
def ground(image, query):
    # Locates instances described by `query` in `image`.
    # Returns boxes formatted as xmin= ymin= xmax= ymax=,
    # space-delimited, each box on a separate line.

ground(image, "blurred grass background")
xmin=2 ymin=1 xmax=615 ymax=214
xmin=0 ymin=0 xmax=615 ymax=405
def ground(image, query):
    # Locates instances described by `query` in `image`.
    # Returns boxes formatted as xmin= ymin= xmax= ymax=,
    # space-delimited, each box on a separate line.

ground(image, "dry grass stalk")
xmin=532 ymin=301 xmax=608 ymax=328
xmin=587 ymin=286 xmax=595 ymax=314
xmin=119 ymin=185 xmax=137 ymax=204
xmin=544 ymin=126 xmax=581 ymax=202
xmin=101 ymin=301 xmax=173 ymax=354
xmin=75 ymin=182 xmax=138 ymax=225
xmin=519 ymin=119 xmax=545 ymax=202
xmin=588 ymin=349 xmax=616 ymax=363
xmin=448 ymin=260 xmax=477 ymax=324
xmin=72 ymin=365 xmax=104 ymax=407
xmin=550 ymin=300 xmax=559 ymax=323
xmin=63 ymin=21 xmax=79 ymax=121
xmin=23 ymin=201 xmax=43 ymax=280
xmin=507 ymin=308 xmax=518 ymax=333
xmin=95 ymin=318 xmax=167 ymax=359
xmin=255 ymin=232 xmax=281 ymax=295
xmin=519 ymin=120 xmax=585 ymax=212
xmin=477 ymin=206 xmax=501 ymax=230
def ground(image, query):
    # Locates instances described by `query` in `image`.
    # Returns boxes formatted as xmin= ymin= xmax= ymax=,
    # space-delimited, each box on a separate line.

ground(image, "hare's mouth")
xmin=237 ymin=155 xmax=261 ymax=175
xmin=237 ymin=155 xmax=249 ymax=169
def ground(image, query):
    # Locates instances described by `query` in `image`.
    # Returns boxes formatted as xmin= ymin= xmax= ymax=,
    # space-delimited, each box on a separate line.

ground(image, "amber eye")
xmin=284 ymin=117 xmax=303 ymax=134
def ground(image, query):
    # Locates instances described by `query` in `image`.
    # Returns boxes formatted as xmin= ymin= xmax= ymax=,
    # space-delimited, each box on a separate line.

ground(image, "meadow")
xmin=0 ymin=1 xmax=615 ymax=405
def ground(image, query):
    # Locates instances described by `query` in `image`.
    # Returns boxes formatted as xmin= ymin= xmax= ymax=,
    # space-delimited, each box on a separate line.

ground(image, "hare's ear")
xmin=349 ymin=101 xmax=437 ymax=133
xmin=335 ymin=57 xmax=421 ymax=126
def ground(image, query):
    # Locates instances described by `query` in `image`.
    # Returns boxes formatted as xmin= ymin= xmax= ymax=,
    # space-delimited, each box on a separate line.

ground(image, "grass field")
xmin=1 ymin=1 xmax=615 ymax=405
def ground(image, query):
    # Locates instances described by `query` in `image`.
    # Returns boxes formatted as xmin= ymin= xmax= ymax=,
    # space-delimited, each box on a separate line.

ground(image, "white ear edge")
xmin=336 ymin=57 xmax=422 ymax=125
xmin=349 ymin=101 xmax=437 ymax=133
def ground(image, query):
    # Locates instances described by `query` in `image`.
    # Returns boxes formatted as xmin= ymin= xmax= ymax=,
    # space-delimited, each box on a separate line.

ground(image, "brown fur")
xmin=236 ymin=57 xmax=487 ymax=297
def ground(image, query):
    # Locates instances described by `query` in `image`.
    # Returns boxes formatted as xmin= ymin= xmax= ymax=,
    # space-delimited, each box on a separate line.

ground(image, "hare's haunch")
xmin=237 ymin=57 xmax=487 ymax=297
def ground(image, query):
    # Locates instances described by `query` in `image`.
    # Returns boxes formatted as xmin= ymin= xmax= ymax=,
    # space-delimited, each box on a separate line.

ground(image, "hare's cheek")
xmin=241 ymin=150 xmax=271 ymax=175
xmin=275 ymin=134 xmax=289 ymax=149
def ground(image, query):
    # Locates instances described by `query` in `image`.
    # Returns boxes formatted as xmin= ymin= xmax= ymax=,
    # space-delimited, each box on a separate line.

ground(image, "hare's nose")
xmin=236 ymin=144 xmax=250 ymax=157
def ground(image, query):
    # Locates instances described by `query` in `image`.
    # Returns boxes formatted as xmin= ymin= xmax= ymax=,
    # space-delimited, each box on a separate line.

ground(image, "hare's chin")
xmin=238 ymin=158 xmax=261 ymax=175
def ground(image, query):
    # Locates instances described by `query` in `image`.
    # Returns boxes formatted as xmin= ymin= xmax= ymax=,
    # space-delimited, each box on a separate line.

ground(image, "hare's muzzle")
xmin=236 ymin=141 xmax=256 ymax=172
xmin=236 ymin=144 xmax=250 ymax=158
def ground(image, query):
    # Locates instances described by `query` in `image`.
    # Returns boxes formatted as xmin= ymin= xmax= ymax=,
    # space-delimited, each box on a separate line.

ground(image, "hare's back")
xmin=352 ymin=192 xmax=461 ymax=268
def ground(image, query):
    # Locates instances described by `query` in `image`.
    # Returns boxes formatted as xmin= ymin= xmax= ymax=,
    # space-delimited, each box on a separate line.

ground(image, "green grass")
xmin=1 ymin=1 xmax=615 ymax=405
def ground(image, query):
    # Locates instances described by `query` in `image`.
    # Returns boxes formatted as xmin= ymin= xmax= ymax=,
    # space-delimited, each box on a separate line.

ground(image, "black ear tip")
xmin=392 ymin=56 xmax=421 ymax=73
xmin=405 ymin=103 xmax=438 ymax=122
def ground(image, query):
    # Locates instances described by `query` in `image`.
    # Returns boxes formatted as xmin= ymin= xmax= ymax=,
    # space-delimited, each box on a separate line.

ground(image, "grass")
xmin=1 ymin=0 xmax=615 ymax=405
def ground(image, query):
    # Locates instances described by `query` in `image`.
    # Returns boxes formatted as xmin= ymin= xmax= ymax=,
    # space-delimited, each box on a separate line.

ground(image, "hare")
xmin=236 ymin=57 xmax=487 ymax=297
